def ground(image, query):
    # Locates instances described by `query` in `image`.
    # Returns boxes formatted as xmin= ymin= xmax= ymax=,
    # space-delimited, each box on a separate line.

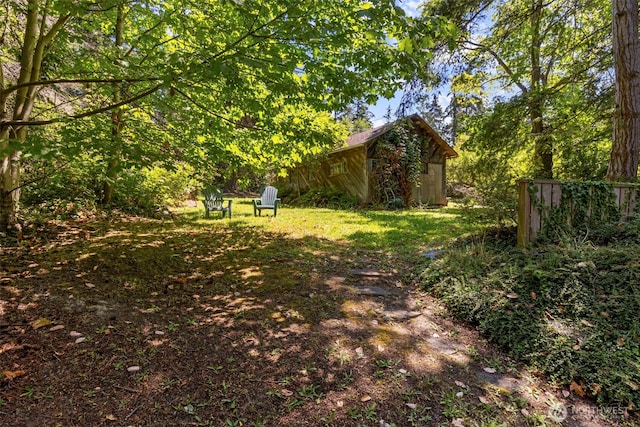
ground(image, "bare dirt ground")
xmin=0 ymin=216 xmax=634 ymax=426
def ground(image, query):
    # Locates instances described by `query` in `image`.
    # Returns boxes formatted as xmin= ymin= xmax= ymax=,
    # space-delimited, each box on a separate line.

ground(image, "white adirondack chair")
xmin=253 ymin=186 xmax=280 ymax=217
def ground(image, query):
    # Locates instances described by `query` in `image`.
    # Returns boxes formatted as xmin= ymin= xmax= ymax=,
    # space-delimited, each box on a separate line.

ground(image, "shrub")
xmin=421 ymin=224 xmax=640 ymax=409
xmin=21 ymin=156 xmax=196 ymax=218
xmin=293 ymin=187 xmax=359 ymax=209
xmin=20 ymin=157 xmax=101 ymax=217
xmin=109 ymin=165 xmax=196 ymax=214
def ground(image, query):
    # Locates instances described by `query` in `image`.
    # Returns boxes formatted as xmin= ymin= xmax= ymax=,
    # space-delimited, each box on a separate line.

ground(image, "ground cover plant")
xmin=421 ymin=220 xmax=640 ymax=412
xmin=0 ymin=199 xmax=635 ymax=426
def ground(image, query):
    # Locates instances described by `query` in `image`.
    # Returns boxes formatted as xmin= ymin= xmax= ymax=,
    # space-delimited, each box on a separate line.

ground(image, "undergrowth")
xmin=420 ymin=222 xmax=640 ymax=410
xmin=285 ymin=187 xmax=359 ymax=209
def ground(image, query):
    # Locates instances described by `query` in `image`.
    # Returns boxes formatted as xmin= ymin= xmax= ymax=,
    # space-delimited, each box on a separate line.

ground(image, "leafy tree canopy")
xmin=413 ymin=0 xmax=612 ymax=181
xmin=0 ymin=0 xmax=453 ymax=229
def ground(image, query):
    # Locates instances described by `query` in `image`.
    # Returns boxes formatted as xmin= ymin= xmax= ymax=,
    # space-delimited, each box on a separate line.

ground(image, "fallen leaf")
xmin=521 ymin=408 xmax=530 ymax=416
xmin=281 ymin=389 xmax=293 ymax=397
xmin=591 ymin=383 xmax=602 ymax=394
xmin=570 ymin=380 xmax=586 ymax=397
xmin=2 ymin=370 xmax=26 ymax=380
xmin=105 ymin=414 xmax=116 ymax=421
xmin=581 ymin=319 xmax=594 ymax=327
xmin=406 ymin=403 xmax=417 ymax=409
xmin=127 ymin=366 xmax=141 ymax=372
xmin=32 ymin=318 xmax=52 ymax=329
xmin=49 ymin=325 xmax=65 ymax=332
xmin=572 ymin=344 xmax=581 ymax=350
xmin=85 ymin=283 xmax=95 ymax=288
xmin=360 ymin=394 xmax=372 ymax=402
xmin=530 ymin=291 xmax=537 ymax=300
xmin=478 ymin=396 xmax=490 ymax=404
xmin=75 ymin=337 xmax=86 ymax=344
xmin=70 ymin=331 xmax=83 ymax=337
xmin=455 ymin=380 xmax=466 ymax=388
xmin=483 ymin=367 xmax=497 ymax=374
xmin=617 ymin=337 xmax=625 ymax=346
xmin=506 ymin=292 xmax=519 ymax=299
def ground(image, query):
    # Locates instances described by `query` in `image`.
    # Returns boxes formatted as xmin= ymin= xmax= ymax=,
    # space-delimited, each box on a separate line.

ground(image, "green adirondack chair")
xmin=253 ymin=186 xmax=280 ymax=217
xmin=202 ymin=188 xmax=232 ymax=218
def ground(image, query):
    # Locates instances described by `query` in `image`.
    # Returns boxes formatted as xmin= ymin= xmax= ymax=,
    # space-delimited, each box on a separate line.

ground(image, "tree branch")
xmin=465 ymin=40 xmax=529 ymax=94
xmin=205 ymin=8 xmax=290 ymax=64
xmin=171 ymin=86 xmax=264 ymax=131
xmin=1 ymin=77 xmax=162 ymax=96
xmin=125 ymin=9 xmax=179 ymax=58
xmin=0 ymin=83 xmax=162 ymax=129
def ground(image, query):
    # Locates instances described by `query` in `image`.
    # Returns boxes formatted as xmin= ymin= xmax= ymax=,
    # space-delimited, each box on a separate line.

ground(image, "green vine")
xmin=527 ymin=180 xmax=628 ymax=241
xmin=370 ymin=120 xmax=424 ymax=207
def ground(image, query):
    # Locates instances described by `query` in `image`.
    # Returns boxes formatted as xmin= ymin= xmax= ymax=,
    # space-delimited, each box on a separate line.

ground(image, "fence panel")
xmin=517 ymin=180 xmax=639 ymax=246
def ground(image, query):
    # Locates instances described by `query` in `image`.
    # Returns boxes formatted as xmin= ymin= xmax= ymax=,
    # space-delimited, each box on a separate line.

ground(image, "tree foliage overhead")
xmin=0 ymin=0 xmax=452 ymax=231
xmin=415 ymin=0 xmax=613 ymax=184
xmin=336 ymin=98 xmax=374 ymax=135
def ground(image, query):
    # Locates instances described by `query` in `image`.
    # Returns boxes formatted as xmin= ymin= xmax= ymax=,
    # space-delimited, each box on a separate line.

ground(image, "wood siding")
xmin=325 ymin=146 xmax=368 ymax=201
xmin=286 ymin=146 xmax=368 ymax=201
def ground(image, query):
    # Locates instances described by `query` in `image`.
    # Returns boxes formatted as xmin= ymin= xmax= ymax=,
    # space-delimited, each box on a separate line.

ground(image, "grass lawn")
xmin=180 ymin=197 xmax=477 ymax=254
xmin=0 ymin=199 xmax=633 ymax=426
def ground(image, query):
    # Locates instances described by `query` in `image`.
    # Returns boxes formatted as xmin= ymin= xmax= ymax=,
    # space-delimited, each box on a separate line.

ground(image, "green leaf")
xmin=398 ymin=37 xmax=414 ymax=54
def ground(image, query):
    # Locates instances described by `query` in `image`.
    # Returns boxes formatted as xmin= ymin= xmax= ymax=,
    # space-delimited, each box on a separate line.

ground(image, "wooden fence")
xmin=517 ymin=179 xmax=638 ymax=246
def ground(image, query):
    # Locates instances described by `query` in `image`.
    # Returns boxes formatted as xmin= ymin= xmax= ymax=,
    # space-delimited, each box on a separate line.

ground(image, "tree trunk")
xmin=530 ymin=0 xmax=553 ymax=179
xmin=0 ymin=0 xmax=39 ymax=233
xmin=607 ymin=0 xmax=640 ymax=182
xmin=0 ymin=1 xmax=71 ymax=232
xmin=0 ymin=129 xmax=22 ymax=233
xmin=102 ymin=2 xmax=126 ymax=205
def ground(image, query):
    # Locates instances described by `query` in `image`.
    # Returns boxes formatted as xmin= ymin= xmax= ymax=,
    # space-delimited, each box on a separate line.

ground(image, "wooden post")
xmin=517 ymin=180 xmax=531 ymax=246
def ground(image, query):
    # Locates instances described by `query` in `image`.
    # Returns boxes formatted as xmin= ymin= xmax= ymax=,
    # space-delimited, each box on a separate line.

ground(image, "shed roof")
xmin=338 ymin=114 xmax=458 ymax=158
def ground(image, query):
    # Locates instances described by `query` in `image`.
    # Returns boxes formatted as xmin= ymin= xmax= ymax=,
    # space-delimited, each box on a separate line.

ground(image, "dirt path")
xmin=303 ymin=253 xmax=626 ymax=427
xmin=0 ymin=219 xmax=632 ymax=426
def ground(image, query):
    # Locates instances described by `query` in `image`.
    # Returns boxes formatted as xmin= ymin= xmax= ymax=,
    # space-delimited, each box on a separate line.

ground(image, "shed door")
xmin=414 ymin=163 xmax=443 ymax=205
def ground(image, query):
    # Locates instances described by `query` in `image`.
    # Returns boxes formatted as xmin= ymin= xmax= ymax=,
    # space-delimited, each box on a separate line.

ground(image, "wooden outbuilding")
xmin=285 ymin=114 xmax=458 ymax=205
